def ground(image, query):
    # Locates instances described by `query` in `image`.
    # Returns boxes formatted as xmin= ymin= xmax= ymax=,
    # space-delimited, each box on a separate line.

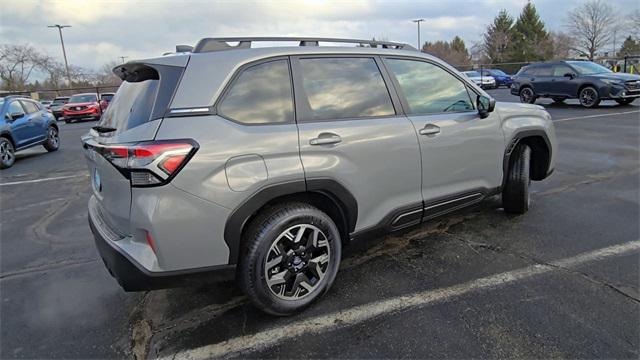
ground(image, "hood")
xmin=64 ymin=101 xmax=97 ymax=107
xmin=496 ymin=101 xmax=545 ymax=112
xmin=589 ymin=72 xmax=640 ymax=82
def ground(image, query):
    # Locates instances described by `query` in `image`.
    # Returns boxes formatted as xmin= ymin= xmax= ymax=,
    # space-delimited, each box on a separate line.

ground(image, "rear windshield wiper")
xmin=92 ymin=125 xmax=117 ymax=133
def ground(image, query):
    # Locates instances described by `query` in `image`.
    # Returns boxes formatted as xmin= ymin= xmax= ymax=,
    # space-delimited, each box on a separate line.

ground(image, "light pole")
xmin=47 ymin=24 xmax=72 ymax=86
xmin=412 ymin=19 xmax=425 ymax=50
xmin=119 ymin=56 xmax=128 ymax=64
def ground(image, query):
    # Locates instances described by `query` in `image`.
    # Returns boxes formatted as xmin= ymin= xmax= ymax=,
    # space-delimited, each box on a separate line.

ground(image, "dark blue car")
xmin=481 ymin=69 xmax=513 ymax=88
xmin=0 ymin=96 xmax=60 ymax=169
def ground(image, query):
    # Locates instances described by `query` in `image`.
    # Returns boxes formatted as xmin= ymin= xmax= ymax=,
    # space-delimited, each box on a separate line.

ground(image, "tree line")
xmin=423 ymin=0 xmax=639 ymax=67
xmin=0 ymin=44 xmax=121 ymax=91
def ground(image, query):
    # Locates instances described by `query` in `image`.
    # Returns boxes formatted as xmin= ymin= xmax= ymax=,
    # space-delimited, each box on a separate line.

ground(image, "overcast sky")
xmin=1 ymin=0 xmax=638 ymax=72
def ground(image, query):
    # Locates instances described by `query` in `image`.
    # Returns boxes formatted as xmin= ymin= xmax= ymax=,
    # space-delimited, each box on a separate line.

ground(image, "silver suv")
xmin=84 ymin=37 xmax=556 ymax=315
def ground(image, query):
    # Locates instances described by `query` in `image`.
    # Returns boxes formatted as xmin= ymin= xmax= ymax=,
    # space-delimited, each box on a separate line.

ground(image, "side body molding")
xmin=223 ymin=178 xmax=357 ymax=264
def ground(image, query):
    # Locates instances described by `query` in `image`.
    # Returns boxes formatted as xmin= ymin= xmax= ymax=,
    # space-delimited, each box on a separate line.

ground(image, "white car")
xmin=462 ymin=71 xmax=496 ymax=89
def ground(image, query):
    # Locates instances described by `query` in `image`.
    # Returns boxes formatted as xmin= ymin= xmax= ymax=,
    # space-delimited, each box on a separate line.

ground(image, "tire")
xmin=519 ymin=87 xmax=536 ymax=104
xmin=238 ymin=202 xmax=342 ymax=316
xmin=615 ymin=98 xmax=635 ymax=106
xmin=0 ymin=137 xmax=15 ymax=169
xmin=552 ymin=97 xmax=565 ymax=104
xmin=502 ymin=144 xmax=531 ymax=214
xmin=579 ymin=86 xmax=600 ymax=108
xmin=43 ymin=125 xmax=60 ymax=152
xmin=64 ymin=119 xmax=72 ymax=124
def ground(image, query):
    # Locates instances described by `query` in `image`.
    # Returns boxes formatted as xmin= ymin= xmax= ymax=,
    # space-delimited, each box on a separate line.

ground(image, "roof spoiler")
xmin=112 ymin=63 xmax=159 ymax=82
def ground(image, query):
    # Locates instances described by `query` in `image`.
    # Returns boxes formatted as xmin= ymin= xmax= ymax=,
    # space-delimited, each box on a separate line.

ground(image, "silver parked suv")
xmin=84 ymin=37 xmax=556 ymax=315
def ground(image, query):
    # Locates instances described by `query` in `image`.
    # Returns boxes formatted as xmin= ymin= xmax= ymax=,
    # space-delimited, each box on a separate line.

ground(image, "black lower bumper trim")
xmin=89 ymin=215 xmax=236 ymax=291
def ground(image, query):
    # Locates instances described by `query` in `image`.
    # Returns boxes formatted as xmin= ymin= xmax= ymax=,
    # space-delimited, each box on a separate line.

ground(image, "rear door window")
xmin=533 ymin=65 xmax=552 ymax=76
xmin=218 ymin=59 xmax=293 ymax=124
xmin=20 ymin=101 xmax=39 ymax=114
xmin=296 ymin=57 xmax=395 ymax=121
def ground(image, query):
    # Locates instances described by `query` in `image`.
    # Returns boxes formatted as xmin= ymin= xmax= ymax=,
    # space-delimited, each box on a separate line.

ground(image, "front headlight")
xmin=602 ymin=79 xmax=624 ymax=85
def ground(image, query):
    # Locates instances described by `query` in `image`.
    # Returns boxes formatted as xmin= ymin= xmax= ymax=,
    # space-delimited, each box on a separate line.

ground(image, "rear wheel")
xmin=502 ymin=144 xmax=531 ymax=214
xmin=615 ymin=98 xmax=635 ymax=106
xmin=43 ymin=126 xmax=60 ymax=152
xmin=0 ymin=137 xmax=15 ymax=169
xmin=238 ymin=202 xmax=342 ymax=316
xmin=519 ymin=87 xmax=536 ymax=104
xmin=579 ymin=86 xmax=600 ymax=108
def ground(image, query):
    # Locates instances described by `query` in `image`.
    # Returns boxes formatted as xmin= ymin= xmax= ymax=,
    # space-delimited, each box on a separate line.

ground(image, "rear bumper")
xmin=89 ymin=212 xmax=236 ymax=291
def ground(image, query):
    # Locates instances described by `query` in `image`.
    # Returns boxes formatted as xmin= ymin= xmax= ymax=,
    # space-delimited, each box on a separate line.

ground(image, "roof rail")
xmin=191 ymin=37 xmax=416 ymax=53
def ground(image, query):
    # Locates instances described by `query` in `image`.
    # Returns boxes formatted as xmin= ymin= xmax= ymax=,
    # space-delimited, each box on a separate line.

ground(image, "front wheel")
xmin=519 ymin=87 xmax=536 ymax=104
xmin=238 ymin=202 xmax=342 ymax=316
xmin=502 ymin=144 xmax=531 ymax=214
xmin=579 ymin=86 xmax=600 ymax=108
xmin=0 ymin=137 xmax=15 ymax=169
xmin=615 ymin=98 xmax=635 ymax=106
xmin=43 ymin=126 xmax=60 ymax=152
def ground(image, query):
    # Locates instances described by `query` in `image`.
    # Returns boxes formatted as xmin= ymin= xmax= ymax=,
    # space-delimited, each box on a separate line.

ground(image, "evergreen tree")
xmin=618 ymin=36 xmax=640 ymax=57
xmin=511 ymin=2 xmax=552 ymax=62
xmin=482 ymin=9 xmax=515 ymax=64
xmin=423 ymin=37 xmax=471 ymax=65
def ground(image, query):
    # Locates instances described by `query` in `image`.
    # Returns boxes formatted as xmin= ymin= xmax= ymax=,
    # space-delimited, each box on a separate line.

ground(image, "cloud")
xmin=0 ymin=0 xmax=638 ymax=75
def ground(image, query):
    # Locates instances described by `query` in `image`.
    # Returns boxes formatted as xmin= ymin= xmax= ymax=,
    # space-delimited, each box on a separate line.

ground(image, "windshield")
xmin=566 ymin=61 xmax=612 ymax=75
xmin=69 ymin=94 xmax=97 ymax=103
xmin=101 ymin=94 xmax=114 ymax=101
xmin=464 ymin=71 xmax=481 ymax=77
xmin=52 ymin=99 xmax=68 ymax=105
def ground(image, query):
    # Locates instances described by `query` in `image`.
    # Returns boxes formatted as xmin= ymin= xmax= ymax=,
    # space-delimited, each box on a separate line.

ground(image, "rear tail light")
xmin=86 ymin=140 xmax=198 ymax=187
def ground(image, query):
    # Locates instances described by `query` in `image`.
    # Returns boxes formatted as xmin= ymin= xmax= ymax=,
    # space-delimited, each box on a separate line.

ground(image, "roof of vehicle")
xmin=54 ymin=96 xmax=70 ymax=99
xmin=70 ymin=93 xmax=99 ymax=97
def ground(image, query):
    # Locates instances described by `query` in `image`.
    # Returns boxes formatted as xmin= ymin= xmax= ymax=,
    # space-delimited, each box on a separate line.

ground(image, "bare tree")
xmin=95 ymin=61 xmax=122 ymax=86
xmin=565 ymin=0 xmax=615 ymax=60
xmin=550 ymin=31 xmax=576 ymax=59
xmin=0 ymin=44 xmax=51 ymax=91
xmin=631 ymin=10 xmax=640 ymax=39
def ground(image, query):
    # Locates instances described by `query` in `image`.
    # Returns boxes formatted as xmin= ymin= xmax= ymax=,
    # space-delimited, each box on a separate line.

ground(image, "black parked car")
xmin=511 ymin=61 xmax=640 ymax=108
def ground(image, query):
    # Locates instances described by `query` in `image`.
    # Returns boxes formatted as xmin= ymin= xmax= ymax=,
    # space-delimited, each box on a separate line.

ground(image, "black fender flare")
xmin=502 ymin=129 xmax=552 ymax=187
xmin=223 ymin=178 xmax=357 ymax=264
xmin=0 ymin=131 xmax=15 ymax=146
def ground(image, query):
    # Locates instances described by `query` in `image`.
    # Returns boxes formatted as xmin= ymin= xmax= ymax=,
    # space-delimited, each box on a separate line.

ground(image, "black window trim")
xmin=212 ymin=56 xmax=296 ymax=126
xmin=290 ymin=54 xmax=403 ymax=123
xmin=380 ymin=55 xmax=479 ymax=117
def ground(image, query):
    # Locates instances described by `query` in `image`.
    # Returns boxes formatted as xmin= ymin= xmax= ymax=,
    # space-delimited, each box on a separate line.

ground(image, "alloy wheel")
xmin=264 ymin=224 xmax=331 ymax=300
xmin=0 ymin=140 xmax=15 ymax=165
xmin=48 ymin=127 xmax=59 ymax=148
xmin=580 ymin=88 xmax=597 ymax=107
xmin=520 ymin=88 xmax=534 ymax=103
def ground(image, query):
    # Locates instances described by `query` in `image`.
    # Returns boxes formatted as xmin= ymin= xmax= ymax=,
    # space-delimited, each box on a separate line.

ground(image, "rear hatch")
xmin=82 ymin=59 xmax=187 ymax=234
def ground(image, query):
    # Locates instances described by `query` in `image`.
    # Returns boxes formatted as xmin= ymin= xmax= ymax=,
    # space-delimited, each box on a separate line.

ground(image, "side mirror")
xmin=477 ymin=95 xmax=496 ymax=119
xmin=564 ymin=73 xmax=576 ymax=79
xmin=8 ymin=111 xmax=25 ymax=121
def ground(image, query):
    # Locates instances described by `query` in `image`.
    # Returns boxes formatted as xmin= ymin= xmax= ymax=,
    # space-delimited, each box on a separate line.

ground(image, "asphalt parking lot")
xmin=1 ymin=88 xmax=638 ymax=359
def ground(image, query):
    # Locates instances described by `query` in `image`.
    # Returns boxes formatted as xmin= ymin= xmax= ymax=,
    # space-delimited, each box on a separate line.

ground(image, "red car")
xmin=63 ymin=93 xmax=102 ymax=123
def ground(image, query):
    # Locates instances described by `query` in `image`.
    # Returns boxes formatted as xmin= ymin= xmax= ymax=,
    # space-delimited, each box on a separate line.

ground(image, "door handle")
xmin=310 ymin=133 xmax=342 ymax=146
xmin=419 ymin=124 xmax=441 ymax=136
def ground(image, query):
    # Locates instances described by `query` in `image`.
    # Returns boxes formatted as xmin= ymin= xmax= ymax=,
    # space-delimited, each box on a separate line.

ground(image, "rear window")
xmin=98 ymin=63 xmax=183 ymax=133
xmin=98 ymin=80 xmax=159 ymax=131
xmin=101 ymin=94 xmax=114 ymax=101
xmin=69 ymin=94 xmax=97 ymax=103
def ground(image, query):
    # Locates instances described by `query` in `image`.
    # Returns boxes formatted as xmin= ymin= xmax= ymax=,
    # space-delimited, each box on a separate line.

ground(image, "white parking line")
xmin=0 ymin=174 xmax=88 ymax=187
xmin=167 ymin=240 xmax=640 ymax=360
xmin=554 ymin=109 xmax=640 ymax=123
